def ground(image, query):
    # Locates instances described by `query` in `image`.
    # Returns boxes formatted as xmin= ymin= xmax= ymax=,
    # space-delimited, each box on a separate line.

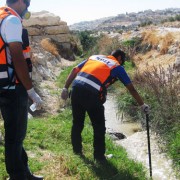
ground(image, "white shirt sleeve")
xmin=1 ymin=15 xmax=22 ymax=43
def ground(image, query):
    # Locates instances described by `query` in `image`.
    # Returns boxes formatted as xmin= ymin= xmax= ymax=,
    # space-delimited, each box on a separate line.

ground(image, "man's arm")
xmin=64 ymin=67 xmax=80 ymax=89
xmin=63 ymin=59 xmax=88 ymax=89
xmin=9 ymin=42 xmax=32 ymax=90
xmin=125 ymin=83 xmax=144 ymax=106
xmin=9 ymin=42 xmax=43 ymax=109
xmin=61 ymin=67 xmax=80 ymax=100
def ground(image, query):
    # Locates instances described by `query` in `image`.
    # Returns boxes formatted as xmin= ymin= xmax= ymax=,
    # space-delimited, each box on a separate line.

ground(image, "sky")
xmin=0 ymin=0 xmax=180 ymax=25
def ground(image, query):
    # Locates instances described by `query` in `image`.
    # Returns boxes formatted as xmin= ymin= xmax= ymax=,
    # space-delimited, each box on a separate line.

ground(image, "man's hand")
xmin=61 ymin=88 xmax=69 ymax=100
xmin=27 ymin=88 xmax=43 ymax=110
xmin=141 ymin=103 xmax=150 ymax=114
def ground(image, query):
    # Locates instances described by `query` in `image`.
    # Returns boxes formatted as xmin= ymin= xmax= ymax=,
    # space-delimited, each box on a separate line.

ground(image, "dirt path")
xmin=104 ymin=94 xmax=178 ymax=180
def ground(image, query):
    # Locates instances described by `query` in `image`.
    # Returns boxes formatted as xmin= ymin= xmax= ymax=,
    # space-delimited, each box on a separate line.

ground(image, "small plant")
xmin=175 ymin=14 xmax=180 ymax=21
xmin=141 ymin=30 xmax=159 ymax=48
xmin=121 ymin=37 xmax=142 ymax=59
xmin=94 ymin=34 xmax=120 ymax=55
xmin=139 ymin=20 xmax=153 ymax=27
xmin=169 ymin=17 xmax=175 ymax=22
xmin=160 ymin=32 xmax=174 ymax=54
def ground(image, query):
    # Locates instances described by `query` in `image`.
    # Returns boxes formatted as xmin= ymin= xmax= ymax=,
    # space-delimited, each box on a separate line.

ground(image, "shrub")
xmin=134 ymin=65 xmax=179 ymax=135
xmin=139 ymin=21 xmax=153 ymax=27
xmin=169 ymin=17 xmax=175 ymax=22
xmin=175 ymin=14 xmax=180 ymax=21
xmin=77 ymin=31 xmax=98 ymax=52
xmin=160 ymin=32 xmax=174 ymax=54
xmin=141 ymin=30 xmax=159 ymax=48
xmin=120 ymin=37 xmax=142 ymax=59
xmin=141 ymin=30 xmax=174 ymax=54
xmin=69 ymin=34 xmax=83 ymax=56
xmin=95 ymin=34 xmax=120 ymax=55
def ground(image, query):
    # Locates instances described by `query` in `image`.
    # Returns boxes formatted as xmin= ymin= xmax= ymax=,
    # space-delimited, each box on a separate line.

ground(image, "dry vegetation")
xmin=141 ymin=30 xmax=175 ymax=54
xmin=141 ymin=29 xmax=159 ymax=47
xmin=41 ymin=38 xmax=61 ymax=61
xmin=96 ymin=34 xmax=120 ymax=54
xmin=132 ymin=28 xmax=179 ymax=72
xmin=160 ymin=32 xmax=174 ymax=54
xmin=133 ymin=64 xmax=180 ymax=146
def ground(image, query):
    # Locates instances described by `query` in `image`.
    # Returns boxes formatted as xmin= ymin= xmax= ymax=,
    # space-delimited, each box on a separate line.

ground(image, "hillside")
xmin=70 ymin=8 xmax=180 ymax=31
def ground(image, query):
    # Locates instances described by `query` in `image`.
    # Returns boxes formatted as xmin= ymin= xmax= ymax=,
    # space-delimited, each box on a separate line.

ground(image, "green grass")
xmin=56 ymin=58 xmax=82 ymax=89
xmin=0 ymin=58 xmax=149 ymax=179
xmin=0 ymin=109 xmax=148 ymax=180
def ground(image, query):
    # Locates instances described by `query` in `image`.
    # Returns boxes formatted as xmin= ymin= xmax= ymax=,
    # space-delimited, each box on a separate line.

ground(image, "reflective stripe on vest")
xmin=76 ymin=75 xmax=101 ymax=91
xmin=77 ymin=55 xmax=120 ymax=91
xmin=23 ymin=46 xmax=31 ymax=59
xmin=0 ymin=71 xmax=8 ymax=78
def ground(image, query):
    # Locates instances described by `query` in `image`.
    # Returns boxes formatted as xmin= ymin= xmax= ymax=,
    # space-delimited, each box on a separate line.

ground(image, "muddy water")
xmin=104 ymin=94 xmax=178 ymax=180
xmin=104 ymin=95 xmax=141 ymax=137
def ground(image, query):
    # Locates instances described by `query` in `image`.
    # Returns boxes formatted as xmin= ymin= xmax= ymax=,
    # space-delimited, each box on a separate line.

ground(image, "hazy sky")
xmin=0 ymin=0 xmax=179 ymax=25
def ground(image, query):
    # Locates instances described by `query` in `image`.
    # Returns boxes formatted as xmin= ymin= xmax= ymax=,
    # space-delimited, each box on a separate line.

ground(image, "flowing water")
xmin=104 ymin=94 xmax=178 ymax=180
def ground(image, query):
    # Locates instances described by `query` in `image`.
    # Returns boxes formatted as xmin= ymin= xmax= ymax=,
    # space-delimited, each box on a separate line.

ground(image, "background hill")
xmin=70 ymin=8 xmax=180 ymax=31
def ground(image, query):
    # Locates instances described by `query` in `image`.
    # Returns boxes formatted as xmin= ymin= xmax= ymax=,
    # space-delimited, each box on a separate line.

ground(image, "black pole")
xmin=146 ymin=114 xmax=152 ymax=177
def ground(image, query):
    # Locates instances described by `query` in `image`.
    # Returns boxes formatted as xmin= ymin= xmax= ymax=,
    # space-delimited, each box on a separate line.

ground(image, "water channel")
xmin=104 ymin=94 xmax=178 ymax=180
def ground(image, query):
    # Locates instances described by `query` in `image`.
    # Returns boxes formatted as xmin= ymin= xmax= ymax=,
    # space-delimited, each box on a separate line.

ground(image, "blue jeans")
xmin=0 ymin=85 xmax=29 ymax=179
xmin=71 ymin=86 xmax=106 ymax=159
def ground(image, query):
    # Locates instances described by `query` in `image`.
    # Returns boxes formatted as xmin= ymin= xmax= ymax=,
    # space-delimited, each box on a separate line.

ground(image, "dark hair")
xmin=111 ymin=49 xmax=126 ymax=65
xmin=6 ymin=0 xmax=29 ymax=6
xmin=6 ymin=0 xmax=18 ymax=5
xmin=111 ymin=49 xmax=125 ymax=59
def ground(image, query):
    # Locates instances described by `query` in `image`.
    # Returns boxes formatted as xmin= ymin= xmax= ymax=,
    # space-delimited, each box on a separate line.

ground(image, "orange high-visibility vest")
xmin=0 ymin=7 xmax=32 ymax=88
xmin=77 ymin=55 xmax=120 ymax=91
xmin=75 ymin=55 xmax=120 ymax=103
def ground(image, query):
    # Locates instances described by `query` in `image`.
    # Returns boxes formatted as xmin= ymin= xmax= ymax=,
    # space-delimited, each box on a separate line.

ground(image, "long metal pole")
xmin=146 ymin=114 xmax=152 ymax=177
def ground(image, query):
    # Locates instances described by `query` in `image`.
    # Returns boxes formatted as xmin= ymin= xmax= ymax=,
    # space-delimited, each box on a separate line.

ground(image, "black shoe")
xmin=73 ymin=150 xmax=82 ymax=155
xmin=74 ymin=151 xmax=85 ymax=158
xmin=27 ymin=173 xmax=43 ymax=180
xmin=8 ymin=174 xmax=27 ymax=180
xmin=94 ymin=156 xmax=107 ymax=163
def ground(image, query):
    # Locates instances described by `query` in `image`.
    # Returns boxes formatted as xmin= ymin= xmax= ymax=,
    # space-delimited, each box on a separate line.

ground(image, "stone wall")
xmin=23 ymin=11 xmax=71 ymax=49
xmin=21 ymin=11 xmax=75 ymax=116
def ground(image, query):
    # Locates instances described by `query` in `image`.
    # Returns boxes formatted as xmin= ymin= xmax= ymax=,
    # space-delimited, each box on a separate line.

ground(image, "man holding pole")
xmin=61 ymin=49 xmax=150 ymax=162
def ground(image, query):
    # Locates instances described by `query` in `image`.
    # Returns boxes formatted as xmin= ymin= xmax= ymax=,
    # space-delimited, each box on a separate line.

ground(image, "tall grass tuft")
xmin=134 ymin=64 xmax=179 ymax=133
xmin=133 ymin=64 xmax=180 ymax=170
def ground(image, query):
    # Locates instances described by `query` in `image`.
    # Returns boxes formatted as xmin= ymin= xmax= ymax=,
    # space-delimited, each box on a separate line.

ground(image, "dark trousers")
xmin=71 ymin=86 xmax=106 ymax=159
xmin=0 ymin=85 xmax=29 ymax=179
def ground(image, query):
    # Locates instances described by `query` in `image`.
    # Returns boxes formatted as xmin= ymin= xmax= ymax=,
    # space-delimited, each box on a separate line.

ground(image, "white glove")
xmin=61 ymin=88 xmax=69 ymax=100
xmin=27 ymin=88 xmax=43 ymax=110
xmin=141 ymin=103 xmax=150 ymax=114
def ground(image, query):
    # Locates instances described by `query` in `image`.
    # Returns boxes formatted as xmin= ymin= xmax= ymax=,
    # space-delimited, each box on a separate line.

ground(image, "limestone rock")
xmin=44 ymin=25 xmax=69 ymax=35
xmin=26 ymin=27 xmax=42 ymax=36
xmin=23 ymin=11 xmax=61 ymax=27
